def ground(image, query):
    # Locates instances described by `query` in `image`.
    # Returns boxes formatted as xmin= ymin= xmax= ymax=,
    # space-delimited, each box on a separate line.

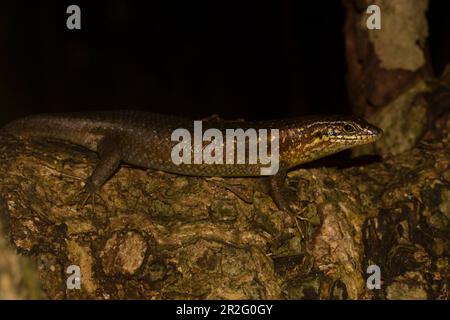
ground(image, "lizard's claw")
xmin=66 ymin=183 xmax=106 ymax=209
xmin=283 ymin=203 xmax=312 ymax=239
xmin=80 ymin=190 xmax=94 ymax=207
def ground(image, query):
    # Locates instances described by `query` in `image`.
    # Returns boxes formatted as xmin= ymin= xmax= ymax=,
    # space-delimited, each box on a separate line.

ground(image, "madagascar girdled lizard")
xmin=1 ymin=111 xmax=382 ymax=211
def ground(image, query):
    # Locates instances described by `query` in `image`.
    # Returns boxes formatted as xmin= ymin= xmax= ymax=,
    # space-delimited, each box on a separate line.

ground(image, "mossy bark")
xmin=1 ymin=0 xmax=449 ymax=300
xmin=0 ymin=102 xmax=449 ymax=299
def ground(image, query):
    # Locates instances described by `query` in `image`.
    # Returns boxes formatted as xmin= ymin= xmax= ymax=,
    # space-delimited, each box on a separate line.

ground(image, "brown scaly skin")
xmin=1 ymin=111 xmax=382 ymax=211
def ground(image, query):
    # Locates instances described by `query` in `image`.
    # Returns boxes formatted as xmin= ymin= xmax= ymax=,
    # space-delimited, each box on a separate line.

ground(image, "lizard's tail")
xmin=1 ymin=117 xmax=29 ymax=136
xmin=1 ymin=113 xmax=104 ymax=152
xmin=2 ymin=114 xmax=75 ymax=138
xmin=1 ymin=116 xmax=57 ymax=138
xmin=1 ymin=114 xmax=91 ymax=144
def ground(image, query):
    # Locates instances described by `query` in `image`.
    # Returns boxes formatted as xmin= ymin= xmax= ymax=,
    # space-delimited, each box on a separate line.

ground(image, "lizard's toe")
xmin=65 ymin=181 xmax=105 ymax=209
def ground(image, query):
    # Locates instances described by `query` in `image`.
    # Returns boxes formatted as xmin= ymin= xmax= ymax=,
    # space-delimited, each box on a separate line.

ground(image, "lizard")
xmin=1 ymin=111 xmax=382 ymax=212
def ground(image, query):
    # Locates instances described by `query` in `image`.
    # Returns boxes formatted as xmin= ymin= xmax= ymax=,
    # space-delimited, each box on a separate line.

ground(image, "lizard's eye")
xmin=343 ymin=124 xmax=357 ymax=133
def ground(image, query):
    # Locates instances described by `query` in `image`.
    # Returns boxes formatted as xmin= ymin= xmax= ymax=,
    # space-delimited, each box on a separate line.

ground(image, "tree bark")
xmin=343 ymin=0 xmax=436 ymax=159
xmin=1 ymin=0 xmax=449 ymax=300
xmin=1 ymin=98 xmax=449 ymax=299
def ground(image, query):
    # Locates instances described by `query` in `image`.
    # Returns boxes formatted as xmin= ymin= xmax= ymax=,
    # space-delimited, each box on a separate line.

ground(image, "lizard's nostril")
xmin=372 ymin=127 xmax=382 ymax=138
xmin=367 ymin=125 xmax=382 ymax=138
xmin=378 ymin=128 xmax=384 ymax=136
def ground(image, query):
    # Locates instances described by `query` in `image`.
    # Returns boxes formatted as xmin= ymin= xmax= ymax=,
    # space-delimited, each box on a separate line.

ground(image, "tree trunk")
xmin=1 ymin=0 xmax=449 ymax=300
xmin=1 ymin=94 xmax=449 ymax=299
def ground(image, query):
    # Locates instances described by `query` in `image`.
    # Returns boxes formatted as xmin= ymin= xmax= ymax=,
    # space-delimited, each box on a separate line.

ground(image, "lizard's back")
xmin=1 ymin=111 xmax=278 ymax=176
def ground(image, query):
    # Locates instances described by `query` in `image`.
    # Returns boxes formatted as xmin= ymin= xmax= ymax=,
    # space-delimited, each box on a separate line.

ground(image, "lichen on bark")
xmin=0 ymin=106 xmax=449 ymax=299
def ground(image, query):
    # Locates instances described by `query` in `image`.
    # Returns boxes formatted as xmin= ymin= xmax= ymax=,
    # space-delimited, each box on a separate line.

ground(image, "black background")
xmin=0 ymin=0 xmax=449 ymax=125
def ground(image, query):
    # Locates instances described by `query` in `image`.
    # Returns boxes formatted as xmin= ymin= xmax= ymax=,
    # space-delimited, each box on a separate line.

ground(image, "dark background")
xmin=0 ymin=1 xmax=449 ymax=125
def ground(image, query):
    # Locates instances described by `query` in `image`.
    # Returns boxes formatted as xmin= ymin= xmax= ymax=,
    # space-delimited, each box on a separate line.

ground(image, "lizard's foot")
xmin=285 ymin=207 xmax=309 ymax=239
xmin=278 ymin=200 xmax=312 ymax=239
xmin=268 ymin=171 xmax=311 ymax=237
xmin=66 ymin=182 xmax=106 ymax=209
xmin=288 ymin=203 xmax=311 ymax=221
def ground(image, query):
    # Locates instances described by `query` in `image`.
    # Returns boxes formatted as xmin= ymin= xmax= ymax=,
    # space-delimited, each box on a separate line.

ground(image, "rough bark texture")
xmin=343 ymin=0 xmax=436 ymax=161
xmin=0 ymin=218 xmax=44 ymax=299
xmin=335 ymin=0 xmax=450 ymax=300
xmin=1 ymin=0 xmax=449 ymax=300
xmin=0 ymin=100 xmax=449 ymax=299
xmin=343 ymin=0 xmax=430 ymax=118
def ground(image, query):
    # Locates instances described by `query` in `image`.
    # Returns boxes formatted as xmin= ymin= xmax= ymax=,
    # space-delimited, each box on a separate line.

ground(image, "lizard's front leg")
xmin=268 ymin=168 xmax=289 ymax=212
xmin=269 ymin=168 xmax=307 ymax=237
xmin=71 ymin=134 xmax=123 ymax=206
xmin=85 ymin=135 xmax=122 ymax=193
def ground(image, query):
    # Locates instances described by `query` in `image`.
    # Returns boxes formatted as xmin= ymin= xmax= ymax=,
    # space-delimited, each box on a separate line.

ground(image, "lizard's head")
xmin=322 ymin=117 xmax=382 ymax=145
xmin=281 ymin=116 xmax=383 ymax=167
